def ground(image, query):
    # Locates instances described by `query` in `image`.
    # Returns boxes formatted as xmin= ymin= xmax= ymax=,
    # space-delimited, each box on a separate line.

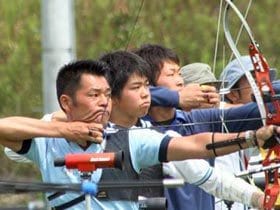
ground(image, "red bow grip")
xmin=54 ymin=151 xmax=123 ymax=172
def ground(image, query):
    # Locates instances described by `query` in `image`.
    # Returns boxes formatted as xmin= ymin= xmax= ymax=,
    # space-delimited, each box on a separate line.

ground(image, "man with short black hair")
xmin=135 ymin=44 xmax=279 ymax=210
xmin=1 ymin=58 xmax=275 ymax=210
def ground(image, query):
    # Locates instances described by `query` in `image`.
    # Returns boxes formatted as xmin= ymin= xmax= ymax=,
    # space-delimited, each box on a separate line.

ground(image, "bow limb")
xmin=223 ymin=0 xmax=266 ymax=126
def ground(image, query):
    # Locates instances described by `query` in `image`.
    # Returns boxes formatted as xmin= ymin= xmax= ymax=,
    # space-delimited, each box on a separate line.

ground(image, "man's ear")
xmin=226 ymin=91 xmax=240 ymax=104
xmin=60 ymin=94 xmax=73 ymax=112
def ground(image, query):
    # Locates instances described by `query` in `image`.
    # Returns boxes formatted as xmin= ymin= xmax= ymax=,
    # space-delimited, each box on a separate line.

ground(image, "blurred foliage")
xmin=0 ymin=0 xmax=280 ymax=205
xmin=0 ymin=0 xmax=279 ymax=118
xmin=75 ymin=0 xmax=280 ymax=74
xmin=0 ymin=0 xmax=42 ymax=118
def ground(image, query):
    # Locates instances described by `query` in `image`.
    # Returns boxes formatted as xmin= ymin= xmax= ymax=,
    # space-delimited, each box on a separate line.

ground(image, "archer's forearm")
xmin=0 ymin=117 xmax=69 ymax=151
xmin=167 ymin=132 xmax=251 ymax=160
xmin=0 ymin=116 xmax=104 ymax=151
xmin=0 ymin=117 xmax=67 ymax=142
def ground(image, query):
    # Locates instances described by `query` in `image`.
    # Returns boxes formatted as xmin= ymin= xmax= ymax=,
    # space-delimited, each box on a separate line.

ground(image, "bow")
xmin=223 ymin=1 xmax=280 ymax=209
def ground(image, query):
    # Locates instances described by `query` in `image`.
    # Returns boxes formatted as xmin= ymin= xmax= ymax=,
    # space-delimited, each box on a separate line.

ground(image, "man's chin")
xmin=101 ymin=119 xmax=109 ymax=127
xmin=138 ymin=110 xmax=149 ymax=118
xmin=96 ymin=116 xmax=110 ymax=126
xmin=92 ymin=117 xmax=107 ymax=124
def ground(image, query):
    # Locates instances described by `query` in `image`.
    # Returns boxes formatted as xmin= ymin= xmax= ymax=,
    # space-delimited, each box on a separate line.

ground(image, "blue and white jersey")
xmin=128 ymin=126 xmax=170 ymax=173
xmin=22 ymin=119 xmax=171 ymax=210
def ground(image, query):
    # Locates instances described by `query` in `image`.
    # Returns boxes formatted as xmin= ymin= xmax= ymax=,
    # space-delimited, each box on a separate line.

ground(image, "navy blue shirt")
xmin=144 ymin=103 xmax=263 ymax=210
xmin=148 ymin=82 xmax=280 ymax=210
xmin=150 ymin=86 xmax=179 ymax=108
xmin=150 ymin=81 xmax=280 ymax=109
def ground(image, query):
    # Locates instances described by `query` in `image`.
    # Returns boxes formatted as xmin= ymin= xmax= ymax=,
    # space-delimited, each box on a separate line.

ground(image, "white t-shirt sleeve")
xmin=4 ymin=147 xmax=32 ymax=163
xmin=163 ymin=159 xmax=214 ymax=185
xmin=168 ymin=159 xmax=260 ymax=207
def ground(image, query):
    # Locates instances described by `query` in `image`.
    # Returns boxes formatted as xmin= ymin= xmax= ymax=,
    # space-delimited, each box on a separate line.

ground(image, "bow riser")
xmin=249 ymin=44 xmax=280 ymax=210
xmin=264 ymin=182 xmax=279 ymax=210
xmin=263 ymin=145 xmax=280 ymax=210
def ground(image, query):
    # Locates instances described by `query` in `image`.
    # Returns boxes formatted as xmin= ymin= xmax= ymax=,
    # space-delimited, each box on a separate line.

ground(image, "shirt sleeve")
xmin=150 ymin=86 xmax=179 ymax=108
xmin=19 ymin=116 xmax=51 ymax=167
xmin=5 ymin=114 xmax=53 ymax=164
xmin=222 ymin=102 xmax=264 ymax=131
xmin=163 ymin=159 xmax=214 ymax=186
xmin=22 ymin=137 xmax=46 ymax=167
xmin=128 ymin=128 xmax=172 ymax=173
xmin=4 ymin=147 xmax=32 ymax=163
xmin=167 ymin=159 xmax=260 ymax=207
xmin=273 ymin=80 xmax=280 ymax=93
xmin=189 ymin=102 xmax=264 ymax=133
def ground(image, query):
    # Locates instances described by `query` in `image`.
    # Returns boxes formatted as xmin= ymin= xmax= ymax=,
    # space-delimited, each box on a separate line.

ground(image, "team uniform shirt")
xmin=8 ymin=116 xmax=261 ymax=210
xmin=18 ymin=115 xmax=171 ymax=210
xmin=8 ymin=83 xmax=280 ymax=209
xmin=124 ymin=119 xmax=260 ymax=210
xmin=144 ymin=102 xmax=263 ymax=210
xmin=146 ymin=84 xmax=278 ymax=210
xmin=8 ymin=102 xmax=264 ymax=209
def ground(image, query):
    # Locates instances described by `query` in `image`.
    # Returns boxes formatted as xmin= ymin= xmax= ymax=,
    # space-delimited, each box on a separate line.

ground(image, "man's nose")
xmin=177 ymin=78 xmax=184 ymax=87
xmin=141 ymin=86 xmax=150 ymax=98
xmin=99 ymin=94 xmax=110 ymax=106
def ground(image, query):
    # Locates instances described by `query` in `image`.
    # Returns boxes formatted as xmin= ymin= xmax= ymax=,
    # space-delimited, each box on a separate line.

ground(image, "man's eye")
xmin=89 ymin=93 xmax=98 ymax=97
xmin=131 ymin=86 xmax=140 ymax=89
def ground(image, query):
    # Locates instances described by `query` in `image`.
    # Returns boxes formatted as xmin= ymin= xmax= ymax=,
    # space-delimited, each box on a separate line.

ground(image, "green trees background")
xmin=0 ymin=0 xmax=280 ymax=206
xmin=1 ymin=0 xmax=280 ymax=118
